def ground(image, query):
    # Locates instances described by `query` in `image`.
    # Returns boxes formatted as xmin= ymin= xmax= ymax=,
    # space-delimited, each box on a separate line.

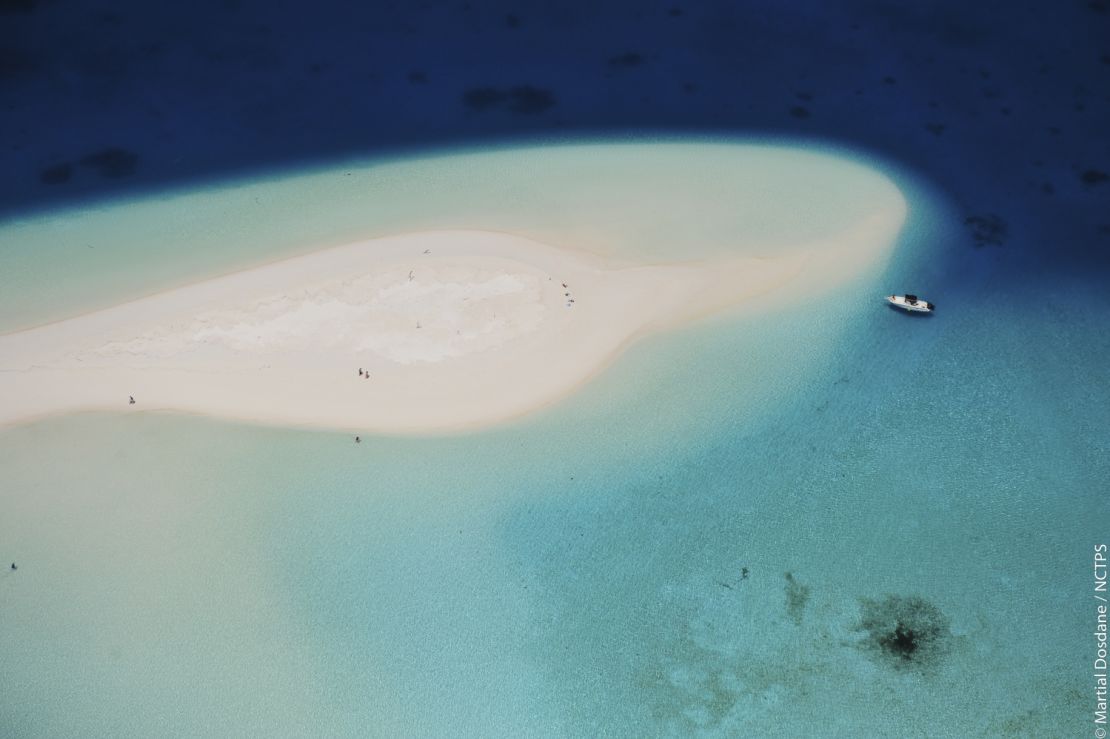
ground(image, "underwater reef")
xmin=856 ymin=594 xmax=952 ymax=670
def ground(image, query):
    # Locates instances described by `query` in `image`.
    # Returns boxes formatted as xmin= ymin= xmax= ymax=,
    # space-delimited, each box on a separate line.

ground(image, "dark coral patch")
xmin=40 ymin=162 xmax=73 ymax=185
xmin=505 ymin=86 xmax=555 ymax=114
xmin=1081 ymin=169 xmax=1108 ymax=185
xmin=857 ymin=595 xmax=950 ymax=669
xmin=608 ymin=51 xmax=645 ymax=68
xmin=784 ymin=572 xmax=810 ymax=625
xmin=79 ymin=147 xmax=139 ymax=179
xmin=964 ymin=213 xmax=1008 ymax=247
xmin=462 ymin=86 xmax=555 ymax=115
xmin=463 ymin=87 xmax=506 ymax=111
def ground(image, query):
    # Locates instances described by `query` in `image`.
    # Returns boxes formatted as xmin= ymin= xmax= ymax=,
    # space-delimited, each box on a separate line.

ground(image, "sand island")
xmin=0 ymin=198 xmax=904 ymax=433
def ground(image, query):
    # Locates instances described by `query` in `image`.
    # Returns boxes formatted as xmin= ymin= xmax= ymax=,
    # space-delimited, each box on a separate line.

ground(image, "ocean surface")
xmin=1 ymin=141 xmax=1108 ymax=737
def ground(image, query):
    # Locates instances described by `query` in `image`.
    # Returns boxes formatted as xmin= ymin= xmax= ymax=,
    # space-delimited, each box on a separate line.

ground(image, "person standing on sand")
xmin=129 ymin=396 xmax=135 ymax=405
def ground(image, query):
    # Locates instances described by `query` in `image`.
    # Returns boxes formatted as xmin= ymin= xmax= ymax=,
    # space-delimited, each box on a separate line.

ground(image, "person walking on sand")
xmin=129 ymin=396 xmax=135 ymax=405
xmin=355 ymin=436 xmax=361 ymax=443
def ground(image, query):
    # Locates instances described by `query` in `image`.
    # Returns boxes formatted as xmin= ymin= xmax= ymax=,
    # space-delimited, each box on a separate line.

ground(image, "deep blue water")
xmin=3 ymin=0 xmax=1108 ymax=265
xmin=4 ymin=1 xmax=1108 ymax=281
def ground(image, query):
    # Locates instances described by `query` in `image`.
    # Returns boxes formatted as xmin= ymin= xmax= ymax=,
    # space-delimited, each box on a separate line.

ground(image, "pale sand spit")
xmin=0 ymin=213 xmax=903 ymax=433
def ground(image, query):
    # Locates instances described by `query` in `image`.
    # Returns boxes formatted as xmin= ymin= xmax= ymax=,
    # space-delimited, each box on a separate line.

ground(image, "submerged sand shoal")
xmin=0 ymin=211 xmax=904 ymax=433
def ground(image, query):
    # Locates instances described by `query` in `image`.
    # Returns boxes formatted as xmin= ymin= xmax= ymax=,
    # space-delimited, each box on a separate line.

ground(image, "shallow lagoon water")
xmin=1 ymin=141 xmax=1107 ymax=737
xmin=0 ymin=140 xmax=902 ymax=332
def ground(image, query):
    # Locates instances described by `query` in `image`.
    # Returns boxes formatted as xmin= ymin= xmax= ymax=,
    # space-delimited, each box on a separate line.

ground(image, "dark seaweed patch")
xmin=857 ymin=595 xmax=950 ymax=669
xmin=925 ymin=122 xmax=946 ymax=136
xmin=964 ymin=213 xmax=1008 ymax=247
xmin=505 ymin=14 xmax=520 ymax=29
xmin=462 ymin=85 xmax=555 ymax=114
xmin=1081 ymin=169 xmax=1108 ymax=185
xmin=463 ymin=87 xmax=506 ymax=111
xmin=407 ymin=70 xmax=427 ymax=84
xmin=506 ymin=86 xmax=555 ymax=114
xmin=40 ymin=162 xmax=73 ymax=185
xmin=668 ymin=7 xmax=683 ymax=17
xmin=608 ymin=52 xmax=645 ymax=68
xmin=784 ymin=572 xmax=810 ymax=625
xmin=789 ymin=106 xmax=811 ymax=119
xmin=79 ymin=147 xmax=139 ymax=179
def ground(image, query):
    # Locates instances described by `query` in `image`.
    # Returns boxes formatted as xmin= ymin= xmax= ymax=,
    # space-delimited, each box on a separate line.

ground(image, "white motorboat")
xmin=886 ymin=294 xmax=934 ymax=313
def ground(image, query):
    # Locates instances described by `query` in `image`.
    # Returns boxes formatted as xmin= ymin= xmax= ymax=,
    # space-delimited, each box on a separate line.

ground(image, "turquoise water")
xmin=1 ymin=142 xmax=1107 ymax=736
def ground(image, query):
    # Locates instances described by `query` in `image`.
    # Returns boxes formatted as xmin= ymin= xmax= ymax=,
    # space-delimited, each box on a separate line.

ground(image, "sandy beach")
xmin=0 ymin=211 xmax=903 ymax=434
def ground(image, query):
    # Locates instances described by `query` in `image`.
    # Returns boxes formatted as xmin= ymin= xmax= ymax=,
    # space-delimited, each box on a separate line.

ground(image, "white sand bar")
xmin=0 ymin=202 xmax=903 ymax=434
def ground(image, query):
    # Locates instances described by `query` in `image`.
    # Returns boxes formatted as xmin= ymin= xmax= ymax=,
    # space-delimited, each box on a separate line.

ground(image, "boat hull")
xmin=886 ymin=295 xmax=933 ymax=313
